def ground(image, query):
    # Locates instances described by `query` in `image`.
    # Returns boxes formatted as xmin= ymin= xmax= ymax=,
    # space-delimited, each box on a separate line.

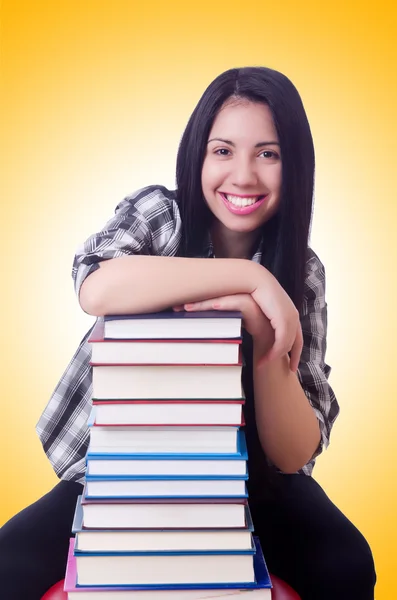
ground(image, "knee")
xmin=0 ymin=518 xmax=26 ymax=589
xmin=315 ymin=527 xmax=376 ymax=595
xmin=342 ymin=532 xmax=376 ymax=589
xmin=0 ymin=515 xmax=20 ymax=565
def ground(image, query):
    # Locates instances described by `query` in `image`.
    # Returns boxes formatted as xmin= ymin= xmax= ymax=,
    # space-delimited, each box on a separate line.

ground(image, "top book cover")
xmin=103 ymin=311 xmax=243 ymax=340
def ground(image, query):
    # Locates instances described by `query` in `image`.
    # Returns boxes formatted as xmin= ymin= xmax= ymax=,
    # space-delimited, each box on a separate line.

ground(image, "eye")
xmin=259 ymin=150 xmax=279 ymax=159
xmin=214 ymin=148 xmax=231 ymax=156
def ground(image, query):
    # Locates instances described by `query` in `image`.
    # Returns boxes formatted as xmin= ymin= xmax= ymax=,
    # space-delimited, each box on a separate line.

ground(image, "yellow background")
xmin=1 ymin=1 xmax=396 ymax=597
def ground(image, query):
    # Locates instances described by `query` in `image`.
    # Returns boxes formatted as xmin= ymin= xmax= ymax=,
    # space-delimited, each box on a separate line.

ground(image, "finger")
xmin=262 ymin=320 xmax=291 ymax=364
xmin=289 ymin=325 xmax=303 ymax=372
xmin=185 ymin=296 xmax=238 ymax=312
xmin=184 ymin=300 xmax=217 ymax=311
xmin=172 ymin=305 xmax=185 ymax=312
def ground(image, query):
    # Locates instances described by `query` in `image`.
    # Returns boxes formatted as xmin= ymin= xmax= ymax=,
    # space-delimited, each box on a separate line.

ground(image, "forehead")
xmin=209 ymin=100 xmax=278 ymax=140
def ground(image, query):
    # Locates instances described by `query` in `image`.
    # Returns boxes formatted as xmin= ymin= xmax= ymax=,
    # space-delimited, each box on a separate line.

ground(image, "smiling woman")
xmin=201 ymin=99 xmax=281 ymax=231
xmin=202 ymin=102 xmax=282 ymax=255
xmin=0 ymin=66 xmax=376 ymax=600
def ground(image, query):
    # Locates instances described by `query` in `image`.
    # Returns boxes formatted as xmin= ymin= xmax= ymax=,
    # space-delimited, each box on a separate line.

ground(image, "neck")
xmin=210 ymin=222 xmax=260 ymax=259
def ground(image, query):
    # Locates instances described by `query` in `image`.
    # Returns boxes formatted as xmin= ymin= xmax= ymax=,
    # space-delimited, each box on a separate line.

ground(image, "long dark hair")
xmin=176 ymin=66 xmax=315 ymax=314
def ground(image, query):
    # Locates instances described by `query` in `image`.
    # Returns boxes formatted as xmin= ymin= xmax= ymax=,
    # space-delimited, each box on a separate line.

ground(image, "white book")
xmin=92 ymin=364 xmax=243 ymax=400
xmin=89 ymin=321 xmax=241 ymax=365
xmin=92 ymin=401 xmax=243 ymax=426
xmin=91 ymin=340 xmax=241 ymax=365
xmin=86 ymin=458 xmax=247 ymax=477
xmin=84 ymin=478 xmax=247 ymax=499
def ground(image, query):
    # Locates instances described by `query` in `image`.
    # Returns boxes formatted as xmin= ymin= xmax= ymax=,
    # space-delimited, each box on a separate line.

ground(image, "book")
xmin=92 ymin=401 xmax=244 ymax=426
xmin=63 ymin=309 xmax=270 ymax=597
xmin=64 ymin=537 xmax=272 ymax=598
xmin=84 ymin=478 xmax=248 ymax=499
xmin=86 ymin=457 xmax=247 ymax=478
xmin=85 ymin=430 xmax=248 ymax=477
xmin=74 ymin=552 xmax=256 ymax=587
xmin=87 ymin=423 xmax=241 ymax=454
xmin=89 ymin=321 xmax=242 ymax=365
xmin=103 ymin=311 xmax=243 ymax=340
xmin=80 ymin=496 xmax=248 ymax=529
xmin=72 ymin=496 xmax=254 ymax=553
xmin=92 ymin=364 xmax=243 ymax=400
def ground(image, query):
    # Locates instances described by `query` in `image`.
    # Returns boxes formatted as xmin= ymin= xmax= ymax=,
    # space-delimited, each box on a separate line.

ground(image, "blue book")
xmin=83 ymin=479 xmax=248 ymax=500
xmin=86 ymin=427 xmax=247 ymax=459
xmin=103 ymin=310 xmax=243 ymax=340
xmin=86 ymin=431 xmax=248 ymax=479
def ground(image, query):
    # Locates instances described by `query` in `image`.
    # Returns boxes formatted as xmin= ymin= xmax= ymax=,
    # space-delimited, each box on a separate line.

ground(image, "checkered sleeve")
xmin=297 ymin=249 xmax=340 ymax=462
xmin=36 ymin=185 xmax=182 ymax=483
xmin=72 ymin=185 xmax=182 ymax=299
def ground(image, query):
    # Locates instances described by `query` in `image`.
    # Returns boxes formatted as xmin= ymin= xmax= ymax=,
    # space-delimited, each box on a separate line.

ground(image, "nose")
xmin=231 ymin=156 xmax=258 ymax=188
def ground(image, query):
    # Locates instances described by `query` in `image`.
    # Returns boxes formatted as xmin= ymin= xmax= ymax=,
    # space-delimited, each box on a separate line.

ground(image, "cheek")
xmin=202 ymin=159 xmax=225 ymax=191
xmin=266 ymin=165 xmax=282 ymax=193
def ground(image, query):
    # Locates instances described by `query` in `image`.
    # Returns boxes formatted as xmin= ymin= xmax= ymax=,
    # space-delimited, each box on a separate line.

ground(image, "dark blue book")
xmin=65 ymin=536 xmax=272 ymax=597
xmin=66 ymin=536 xmax=272 ymax=591
xmin=103 ymin=310 xmax=243 ymax=340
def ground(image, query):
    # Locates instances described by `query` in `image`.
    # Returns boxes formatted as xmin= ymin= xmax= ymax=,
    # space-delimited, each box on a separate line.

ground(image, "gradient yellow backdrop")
xmin=1 ymin=1 xmax=396 ymax=598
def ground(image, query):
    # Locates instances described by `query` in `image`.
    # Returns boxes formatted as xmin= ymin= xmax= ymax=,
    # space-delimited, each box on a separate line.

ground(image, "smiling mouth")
xmin=220 ymin=193 xmax=266 ymax=207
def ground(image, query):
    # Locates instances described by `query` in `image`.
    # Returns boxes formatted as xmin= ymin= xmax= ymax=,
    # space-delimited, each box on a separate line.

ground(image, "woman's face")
xmin=201 ymin=100 xmax=282 ymax=236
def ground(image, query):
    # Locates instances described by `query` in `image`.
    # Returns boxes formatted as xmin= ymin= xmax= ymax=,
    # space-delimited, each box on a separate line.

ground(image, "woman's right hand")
xmin=251 ymin=269 xmax=303 ymax=372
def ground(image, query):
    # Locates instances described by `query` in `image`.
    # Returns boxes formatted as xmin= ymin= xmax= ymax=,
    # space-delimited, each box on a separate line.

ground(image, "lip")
xmin=218 ymin=192 xmax=269 ymax=215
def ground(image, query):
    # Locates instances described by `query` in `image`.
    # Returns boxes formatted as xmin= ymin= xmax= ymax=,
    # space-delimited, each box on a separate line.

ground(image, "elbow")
xmin=274 ymin=456 xmax=310 ymax=474
xmin=270 ymin=434 xmax=322 ymax=474
xmin=274 ymin=459 xmax=306 ymax=475
xmin=79 ymin=271 xmax=107 ymax=316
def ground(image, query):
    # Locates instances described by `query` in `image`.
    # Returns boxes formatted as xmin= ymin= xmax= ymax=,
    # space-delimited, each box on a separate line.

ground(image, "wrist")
xmin=254 ymin=349 xmax=291 ymax=373
xmin=241 ymin=259 xmax=268 ymax=294
xmin=252 ymin=330 xmax=275 ymax=358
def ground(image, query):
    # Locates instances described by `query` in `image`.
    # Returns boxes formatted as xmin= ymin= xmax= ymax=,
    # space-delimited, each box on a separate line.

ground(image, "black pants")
xmin=0 ymin=476 xmax=376 ymax=600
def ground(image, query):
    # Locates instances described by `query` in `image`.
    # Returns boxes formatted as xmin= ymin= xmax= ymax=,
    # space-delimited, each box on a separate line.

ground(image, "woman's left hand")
xmin=173 ymin=294 xmax=275 ymax=360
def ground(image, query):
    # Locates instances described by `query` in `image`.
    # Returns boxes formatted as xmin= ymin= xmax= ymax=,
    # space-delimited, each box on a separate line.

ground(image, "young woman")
xmin=0 ymin=66 xmax=376 ymax=599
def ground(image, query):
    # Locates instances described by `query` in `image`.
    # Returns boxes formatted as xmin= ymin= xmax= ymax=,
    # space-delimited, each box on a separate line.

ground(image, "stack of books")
xmin=64 ymin=310 xmax=272 ymax=598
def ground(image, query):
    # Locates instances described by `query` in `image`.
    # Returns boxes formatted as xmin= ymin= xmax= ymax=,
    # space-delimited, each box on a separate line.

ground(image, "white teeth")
xmin=225 ymin=194 xmax=259 ymax=207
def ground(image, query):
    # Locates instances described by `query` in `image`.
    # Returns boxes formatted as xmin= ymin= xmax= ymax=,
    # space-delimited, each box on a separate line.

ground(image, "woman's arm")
xmin=80 ymin=254 xmax=302 ymax=370
xmin=180 ymin=293 xmax=319 ymax=473
xmin=79 ymin=255 xmax=261 ymax=316
xmin=74 ymin=186 xmax=302 ymax=369
xmin=177 ymin=251 xmax=338 ymax=473
xmin=252 ymin=350 xmax=321 ymax=473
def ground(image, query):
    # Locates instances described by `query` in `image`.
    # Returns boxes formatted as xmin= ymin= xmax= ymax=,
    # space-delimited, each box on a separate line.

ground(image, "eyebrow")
xmin=207 ymin=137 xmax=280 ymax=147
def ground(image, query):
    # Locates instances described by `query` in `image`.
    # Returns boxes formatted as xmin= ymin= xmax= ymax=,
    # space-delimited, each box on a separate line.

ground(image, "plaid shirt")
xmin=36 ymin=185 xmax=339 ymax=483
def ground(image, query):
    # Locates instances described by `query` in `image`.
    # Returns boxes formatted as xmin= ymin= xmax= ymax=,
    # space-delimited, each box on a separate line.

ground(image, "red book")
xmin=91 ymin=400 xmax=245 ymax=426
xmin=91 ymin=362 xmax=243 ymax=400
